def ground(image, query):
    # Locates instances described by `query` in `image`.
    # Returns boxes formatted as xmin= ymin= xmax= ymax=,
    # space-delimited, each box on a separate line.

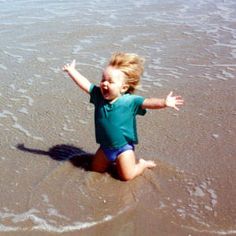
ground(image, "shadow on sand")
xmin=16 ymin=143 xmax=93 ymax=171
xmin=16 ymin=143 xmax=118 ymax=178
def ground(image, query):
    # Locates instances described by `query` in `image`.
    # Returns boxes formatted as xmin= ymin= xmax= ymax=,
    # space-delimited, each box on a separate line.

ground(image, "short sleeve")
xmin=132 ymin=95 xmax=146 ymax=116
xmin=89 ymin=84 xmax=102 ymax=105
xmin=89 ymin=83 xmax=95 ymax=93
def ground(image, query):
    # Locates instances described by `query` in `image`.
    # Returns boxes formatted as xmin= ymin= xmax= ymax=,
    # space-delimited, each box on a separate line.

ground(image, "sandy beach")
xmin=0 ymin=0 xmax=236 ymax=235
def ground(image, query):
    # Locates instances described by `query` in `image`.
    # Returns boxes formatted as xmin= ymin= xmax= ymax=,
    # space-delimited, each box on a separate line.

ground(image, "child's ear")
xmin=121 ymin=84 xmax=129 ymax=93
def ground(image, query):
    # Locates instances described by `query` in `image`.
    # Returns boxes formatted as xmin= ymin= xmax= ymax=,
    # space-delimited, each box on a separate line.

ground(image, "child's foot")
xmin=139 ymin=158 xmax=156 ymax=168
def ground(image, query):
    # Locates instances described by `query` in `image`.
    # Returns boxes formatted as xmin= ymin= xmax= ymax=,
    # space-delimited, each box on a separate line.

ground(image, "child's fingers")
xmin=175 ymin=95 xmax=182 ymax=100
xmin=62 ymin=59 xmax=76 ymax=71
xmin=62 ymin=64 xmax=69 ymax=71
xmin=175 ymin=98 xmax=184 ymax=103
xmin=71 ymin=59 xmax=76 ymax=66
xmin=167 ymin=91 xmax=173 ymax=97
xmin=177 ymin=100 xmax=184 ymax=105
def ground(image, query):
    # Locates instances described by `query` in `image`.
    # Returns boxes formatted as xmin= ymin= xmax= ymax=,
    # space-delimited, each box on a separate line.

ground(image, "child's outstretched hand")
xmin=165 ymin=91 xmax=184 ymax=111
xmin=63 ymin=59 xmax=76 ymax=72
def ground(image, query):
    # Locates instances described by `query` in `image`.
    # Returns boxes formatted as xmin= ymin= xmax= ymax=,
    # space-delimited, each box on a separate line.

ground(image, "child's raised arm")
xmin=142 ymin=91 xmax=184 ymax=110
xmin=63 ymin=60 xmax=91 ymax=94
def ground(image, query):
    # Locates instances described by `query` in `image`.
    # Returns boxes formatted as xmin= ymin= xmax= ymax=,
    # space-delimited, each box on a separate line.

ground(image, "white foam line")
xmin=12 ymin=123 xmax=44 ymax=141
xmin=0 ymin=110 xmax=43 ymax=141
xmin=215 ymin=43 xmax=236 ymax=48
xmin=180 ymin=224 xmax=236 ymax=235
xmin=20 ymin=95 xmax=34 ymax=106
xmin=3 ymin=50 xmax=24 ymax=63
xmin=75 ymin=62 xmax=103 ymax=70
xmin=7 ymin=46 xmax=39 ymax=53
xmin=189 ymin=64 xmax=236 ymax=67
xmin=0 ymin=206 xmax=130 ymax=233
xmin=0 ymin=64 xmax=7 ymax=70
xmin=0 ymin=110 xmax=15 ymax=118
xmin=12 ymin=123 xmax=32 ymax=137
xmin=31 ymin=214 xmax=113 ymax=233
xmin=0 ymin=224 xmax=20 ymax=232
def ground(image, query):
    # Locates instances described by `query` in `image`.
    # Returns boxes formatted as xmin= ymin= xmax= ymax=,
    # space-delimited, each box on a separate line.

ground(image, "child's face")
xmin=100 ymin=66 xmax=128 ymax=101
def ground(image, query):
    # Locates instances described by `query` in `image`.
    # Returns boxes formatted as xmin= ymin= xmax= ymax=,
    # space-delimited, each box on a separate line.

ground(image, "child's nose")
xmin=103 ymin=81 xmax=109 ymax=86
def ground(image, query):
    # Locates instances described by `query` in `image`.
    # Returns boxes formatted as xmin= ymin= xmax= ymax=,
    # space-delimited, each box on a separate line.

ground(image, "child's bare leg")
xmin=116 ymin=150 xmax=156 ymax=181
xmin=91 ymin=148 xmax=110 ymax=173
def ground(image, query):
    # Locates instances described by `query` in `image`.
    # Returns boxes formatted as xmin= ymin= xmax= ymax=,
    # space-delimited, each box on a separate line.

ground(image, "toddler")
xmin=63 ymin=52 xmax=184 ymax=181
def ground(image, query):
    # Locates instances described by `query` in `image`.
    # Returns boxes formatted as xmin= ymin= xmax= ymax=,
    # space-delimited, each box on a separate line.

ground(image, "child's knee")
xmin=120 ymin=172 xmax=136 ymax=181
xmin=91 ymin=160 xmax=108 ymax=173
xmin=91 ymin=148 xmax=110 ymax=173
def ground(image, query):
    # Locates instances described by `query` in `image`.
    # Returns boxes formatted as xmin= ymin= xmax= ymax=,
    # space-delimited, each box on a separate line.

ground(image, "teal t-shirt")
xmin=89 ymin=84 xmax=146 ymax=148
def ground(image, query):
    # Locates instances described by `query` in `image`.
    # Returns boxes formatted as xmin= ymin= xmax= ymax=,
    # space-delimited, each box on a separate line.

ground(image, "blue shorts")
xmin=101 ymin=143 xmax=134 ymax=162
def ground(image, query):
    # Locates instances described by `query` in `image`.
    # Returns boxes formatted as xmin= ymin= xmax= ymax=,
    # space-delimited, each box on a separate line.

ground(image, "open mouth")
xmin=101 ymin=87 xmax=110 ymax=98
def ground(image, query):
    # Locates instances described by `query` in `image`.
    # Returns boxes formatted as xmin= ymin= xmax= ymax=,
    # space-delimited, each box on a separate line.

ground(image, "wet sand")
xmin=0 ymin=0 xmax=236 ymax=235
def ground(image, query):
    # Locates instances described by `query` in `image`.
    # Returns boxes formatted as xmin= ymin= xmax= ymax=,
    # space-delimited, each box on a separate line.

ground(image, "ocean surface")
xmin=0 ymin=0 xmax=236 ymax=235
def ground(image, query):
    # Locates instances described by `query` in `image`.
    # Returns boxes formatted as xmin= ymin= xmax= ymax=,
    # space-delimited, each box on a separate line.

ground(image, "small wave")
xmin=179 ymin=224 xmax=236 ymax=235
xmin=20 ymin=95 xmax=34 ymax=106
xmin=0 ymin=64 xmax=7 ymax=71
xmin=0 ymin=110 xmax=43 ymax=141
xmin=3 ymin=50 xmax=24 ymax=64
xmin=0 ymin=206 xmax=130 ymax=233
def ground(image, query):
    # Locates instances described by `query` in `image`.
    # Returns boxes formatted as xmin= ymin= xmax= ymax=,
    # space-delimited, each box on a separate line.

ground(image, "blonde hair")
xmin=108 ymin=52 xmax=144 ymax=93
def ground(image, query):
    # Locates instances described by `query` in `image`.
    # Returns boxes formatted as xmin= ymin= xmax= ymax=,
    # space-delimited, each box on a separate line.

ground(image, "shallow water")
xmin=0 ymin=0 xmax=236 ymax=235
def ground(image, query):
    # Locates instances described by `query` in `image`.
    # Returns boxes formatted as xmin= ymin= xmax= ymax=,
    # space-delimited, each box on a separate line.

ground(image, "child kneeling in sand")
xmin=63 ymin=52 xmax=184 ymax=181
